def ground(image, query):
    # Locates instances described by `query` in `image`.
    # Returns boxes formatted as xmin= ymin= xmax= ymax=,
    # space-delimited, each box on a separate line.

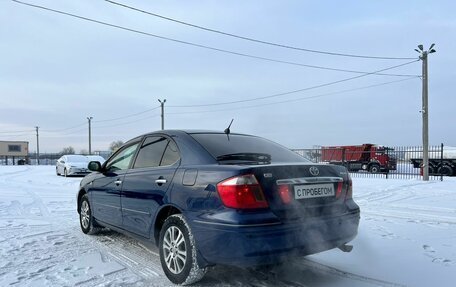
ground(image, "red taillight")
xmin=278 ymin=185 xmax=292 ymax=204
xmin=336 ymin=181 xmax=343 ymax=198
xmin=217 ymin=174 xmax=269 ymax=209
xmin=345 ymin=176 xmax=353 ymax=200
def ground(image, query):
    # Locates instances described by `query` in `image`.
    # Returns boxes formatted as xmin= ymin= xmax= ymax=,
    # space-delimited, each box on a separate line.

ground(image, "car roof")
xmin=122 ymin=130 xmax=255 ymax=145
xmin=143 ymin=129 xmax=254 ymax=138
xmin=65 ymin=154 xmax=87 ymax=157
xmin=65 ymin=155 xmax=89 ymax=160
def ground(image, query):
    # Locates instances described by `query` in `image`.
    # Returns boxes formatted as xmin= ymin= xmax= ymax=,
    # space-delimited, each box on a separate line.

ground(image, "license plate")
xmin=294 ymin=183 xmax=335 ymax=199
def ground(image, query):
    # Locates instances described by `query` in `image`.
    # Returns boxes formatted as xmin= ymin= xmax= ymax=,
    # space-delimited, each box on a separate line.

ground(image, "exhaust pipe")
xmin=338 ymin=244 xmax=353 ymax=252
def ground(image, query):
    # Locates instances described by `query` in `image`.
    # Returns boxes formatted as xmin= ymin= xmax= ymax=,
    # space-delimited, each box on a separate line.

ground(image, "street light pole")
xmin=422 ymin=50 xmax=429 ymax=181
xmin=415 ymin=44 xmax=436 ymax=181
xmin=35 ymin=126 xmax=40 ymax=165
xmin=158 ymin=99 xmax=166 ymax=130
xmin=87 ymin=117 xmax=93 ymax=155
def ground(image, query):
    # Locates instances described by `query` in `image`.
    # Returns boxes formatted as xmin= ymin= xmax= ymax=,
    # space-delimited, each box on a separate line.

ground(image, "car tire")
xmin=56 ymin=167 xmax=60 ymax=176
xmin=79 ymin=194 xmax=101 ymax=235
xmin=369 ymin=164 xmax=380 ymax=173
xmin=159 ymin=214 xmax=207 ymax=285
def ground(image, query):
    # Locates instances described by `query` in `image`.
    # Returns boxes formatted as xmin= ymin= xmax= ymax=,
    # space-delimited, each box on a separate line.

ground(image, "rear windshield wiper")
xmin=216 ymin=153 xmax=271 ymax=164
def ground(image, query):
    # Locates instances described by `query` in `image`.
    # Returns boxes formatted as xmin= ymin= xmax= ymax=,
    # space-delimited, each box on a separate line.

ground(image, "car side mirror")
xmin=88 ymin=161 xmax=102 ymax=172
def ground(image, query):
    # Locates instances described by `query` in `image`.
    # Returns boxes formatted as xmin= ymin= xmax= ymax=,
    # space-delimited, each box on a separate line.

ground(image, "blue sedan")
xmin=77 ymin=130 xmax=360 ymax=285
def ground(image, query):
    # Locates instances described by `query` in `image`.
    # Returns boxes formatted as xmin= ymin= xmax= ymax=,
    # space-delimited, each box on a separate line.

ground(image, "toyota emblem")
xmin=309 ymin=166 xmax=319 ymax=176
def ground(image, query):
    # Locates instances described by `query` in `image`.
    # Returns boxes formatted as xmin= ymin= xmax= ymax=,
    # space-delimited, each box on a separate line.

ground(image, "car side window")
xmin=133 ymin=137 xmax=169 ymax=169
xmin=105 ymin=143 xmax=139 ymax=171
xmin=161 ymin=140 xmax=180 ymax=166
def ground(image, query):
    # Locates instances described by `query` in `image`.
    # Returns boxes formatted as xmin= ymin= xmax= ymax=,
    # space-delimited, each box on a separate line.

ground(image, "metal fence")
xmin=0 ymin=153 xmax=68 ymax=166
xmin=293 ymin=144 xmax=452 ymax=180
xmin=1 ymin=152 xmax=112 ymax=166
xmin=1 ymin=146 xmax=454 ymax=181
xmin=27 ymin=153 xmax=62 ymax=166
xmin=1 ymin=156 xmax=23 ymax=166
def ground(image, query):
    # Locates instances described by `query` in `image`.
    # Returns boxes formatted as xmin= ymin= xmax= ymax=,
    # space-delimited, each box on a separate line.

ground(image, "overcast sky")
xmin=1 ymin=0 xmax=455 ymax=153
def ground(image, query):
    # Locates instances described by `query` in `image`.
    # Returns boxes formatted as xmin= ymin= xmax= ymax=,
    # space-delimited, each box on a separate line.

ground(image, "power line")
xmin=93 ymin=114 xmax=160 ymax=129
xmin=38 ymin=106 xmax=161 ymax=134
xmin=0 ymin=80 xmax=416 ymax=142
xmin=41 ymin=122 xmax=86 ymax=132
xmin=169 ymin=59 xmax=419 ymax=108
xmin=0 ymin=132 xmax=34 ymax=137
xmin=167 ymin=77 xmax=418 ymax=115
xmin=0 ymin=129 xmax=35 ymax=134
xmin=104 ymin=0 xmax=416 ymax=61
xmin=26 ymin=106 xmax=161 ymax=137
xmin=93 ymin=105 xmax=160 ymax=123
xmin=39 ymin=113 xmax=160 ymax=136
xmin=9 ymin=74 xmax=413 ymax=133
xmin=11 ymin=0 xmax=417 ymax=77
xmin=41 ymin=127 xmax=88 ymax=137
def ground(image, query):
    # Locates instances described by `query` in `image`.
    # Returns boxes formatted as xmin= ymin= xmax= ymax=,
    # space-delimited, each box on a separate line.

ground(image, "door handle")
xmin=115 ymin=180 xmax=122 ymax=186
xmin=155 ymin=178 xmax=167 ymax=185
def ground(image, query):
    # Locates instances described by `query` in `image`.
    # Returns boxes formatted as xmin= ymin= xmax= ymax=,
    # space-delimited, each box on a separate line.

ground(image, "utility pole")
xmin=87 ymin=116 xmax=93 ymax=155
xmin=35 ymin=126 xmax=40 ymax=165
xmin=158 ymin=99 xmax=166 ymax=130
xmin=415 ymin=44 xmax=436 ymax=181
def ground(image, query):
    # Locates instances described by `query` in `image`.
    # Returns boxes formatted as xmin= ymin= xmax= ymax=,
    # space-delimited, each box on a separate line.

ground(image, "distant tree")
xmin=60 ymin=146 xmax=75 ymax=155
xmin=80 ymin=149 xmax=89 ymax=155
xmin=109 ymin=140 xmax=124 ymax=152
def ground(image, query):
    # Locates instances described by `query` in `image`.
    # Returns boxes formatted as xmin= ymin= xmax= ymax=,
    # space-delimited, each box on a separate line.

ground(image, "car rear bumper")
xmin=191 ymin=210 xmax=360 ymax=267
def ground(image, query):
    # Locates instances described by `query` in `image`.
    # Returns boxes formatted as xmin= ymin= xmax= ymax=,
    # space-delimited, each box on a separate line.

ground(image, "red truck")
xmin=321 ymin=144 xmax=397 ymax=173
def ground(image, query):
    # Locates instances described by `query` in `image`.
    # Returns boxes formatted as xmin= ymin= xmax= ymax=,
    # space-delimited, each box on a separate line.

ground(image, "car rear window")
xmin=190 ymin=133 xmax=308 ymax=164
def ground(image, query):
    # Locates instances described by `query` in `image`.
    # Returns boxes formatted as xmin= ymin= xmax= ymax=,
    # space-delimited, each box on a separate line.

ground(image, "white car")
xmin=56 ymin=155 xmax=105 ymax=177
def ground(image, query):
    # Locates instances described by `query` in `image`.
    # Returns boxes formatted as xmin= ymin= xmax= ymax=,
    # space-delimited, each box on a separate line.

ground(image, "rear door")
xmin=121 ymin=136 xmax=180 ymax=237
xmin=90 ymin=142 xmax=139 ymax=226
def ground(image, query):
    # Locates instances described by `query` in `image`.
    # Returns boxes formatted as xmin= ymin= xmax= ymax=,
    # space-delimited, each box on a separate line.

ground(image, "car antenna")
xmin=224 ymin=119 xmax=234 ymax=135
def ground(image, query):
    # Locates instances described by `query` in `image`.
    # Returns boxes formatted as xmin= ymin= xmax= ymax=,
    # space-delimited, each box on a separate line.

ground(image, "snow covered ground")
xmin=0 ymin=166 xmax=455 ymax=287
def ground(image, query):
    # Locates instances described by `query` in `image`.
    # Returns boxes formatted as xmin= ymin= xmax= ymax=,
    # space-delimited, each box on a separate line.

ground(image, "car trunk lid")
xmin=247 ymin=163 xmax=350 ymax=221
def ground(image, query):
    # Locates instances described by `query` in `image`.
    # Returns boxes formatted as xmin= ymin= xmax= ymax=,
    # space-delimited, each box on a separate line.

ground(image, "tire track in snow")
xmin=77 ymin=229 xmax=307 ymax=287
xmin=0 ymin=167 xmax=32 ymax=179
xmin=387 ymin=204 xmax=456 ymax=214
xmin=80 ymin=230 xmax=166 ymax=284
xmin=363 ymin=208 xmax=456 ymax=225
xmin=73 ymin=227 xmax=411 ymax=286
xmin=293 ymin=259 xmax=407 ymax=287
xmin=356 ymin=182 xmax=431 ymax=204
xmin=0 ymin=228 xmax=91 ymax=286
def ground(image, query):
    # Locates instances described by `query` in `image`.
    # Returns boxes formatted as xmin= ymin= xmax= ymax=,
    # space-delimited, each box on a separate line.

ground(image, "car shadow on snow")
xmin=199 ymin=262 xmax=345 ymax=287
xmin=87 ymin=229 xmax=355 ymax=287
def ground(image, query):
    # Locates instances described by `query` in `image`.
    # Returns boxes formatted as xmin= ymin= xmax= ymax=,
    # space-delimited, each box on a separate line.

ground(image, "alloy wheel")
xmin=80 ymin=200 xmax=90 ymax=229
xmin=162 ymin=226 xmax=187 ymax=274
